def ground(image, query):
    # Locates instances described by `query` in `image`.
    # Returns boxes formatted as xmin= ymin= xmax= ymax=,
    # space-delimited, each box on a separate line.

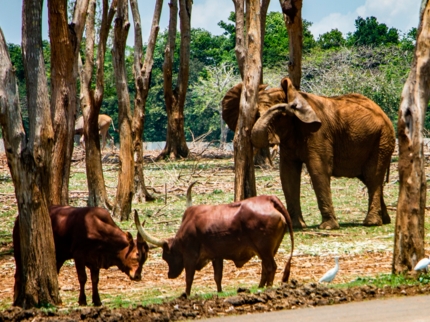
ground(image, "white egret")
xmin=414 ymin=256 xmax=430 ymax=272
xmin=319 ymin=256 xmax=339 ymax=283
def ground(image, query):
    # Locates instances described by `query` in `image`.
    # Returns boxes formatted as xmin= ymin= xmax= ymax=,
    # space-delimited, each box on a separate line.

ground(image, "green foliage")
xmin=317 ymin=29 xmax=345 ymax=49
xmin=6 ymin=12 xmax=422 ymax=144
xmin=347 ymin=16 xmax=399 ymax=47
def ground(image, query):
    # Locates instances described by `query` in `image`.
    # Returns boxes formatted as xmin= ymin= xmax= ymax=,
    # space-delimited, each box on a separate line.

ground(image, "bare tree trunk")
xmin=392 ymin=0 xmax=430 ymax=274
xmin=80 ymin=0 xmax=116 ymax=209
xmin=234 ymin=0 xmax=261 ymax=201
xmin=0 ymin=1 xmax=60 ymax=308
xmin=157 ymin=0 xmax=192 ymax=160
xmin=48 ymin=0 xmax=89 ymax=205
xmin=280 ymin=0 xmax=302 ymax=89
xmin=130 ymin=0 xmax=161 ymax=202
xmin=157 ymin=0 xmax=190 ymax=160
xmin=254 ymin=0 xmax=272 ymax=168
xmin=233 ymin=0 xmax=245 ymax=79
xmin=112 ymin=0 xmax=134 ymax=221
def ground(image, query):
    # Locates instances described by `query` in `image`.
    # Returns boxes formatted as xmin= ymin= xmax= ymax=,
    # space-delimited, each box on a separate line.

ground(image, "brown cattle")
xmin=136 ymin=195 xmax=294 ymax=296
xmin=13 ymin=206 xmax=149 ymax=306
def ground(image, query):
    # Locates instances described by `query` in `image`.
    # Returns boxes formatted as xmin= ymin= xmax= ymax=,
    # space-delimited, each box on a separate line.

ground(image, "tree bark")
xmin=233 ymin=0 xmax=261 ymax=201
xmin=130 ymin=0 xmax=161 ymax=202
xmin=253 ymin=0 xmax=272 ymax=168
xmin=48 ymin=0 xmax=89 ymax=205
xmin=233 ymin=0 xmax=245 ymax=79
xmin=157 ymin=0 xmax=190 ymax=160
xmin=392 ymin=0 xmax=430 ymax=274
xmin=112 ymin=0 xmax=134 ymax=221
xmin=79 ymin=0 xmax=116 ymax=209
xmin=0 ymin=1 xmax=60 ymax=308
xmin=279 ymin=0 xmax=302 ymax=89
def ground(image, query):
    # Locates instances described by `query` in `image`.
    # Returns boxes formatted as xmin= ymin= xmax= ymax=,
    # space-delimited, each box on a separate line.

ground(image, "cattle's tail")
xmin=385 ymin=165 xmax=390 ymax=183
xmin=271 ymin=196 xmax=294 ymax=283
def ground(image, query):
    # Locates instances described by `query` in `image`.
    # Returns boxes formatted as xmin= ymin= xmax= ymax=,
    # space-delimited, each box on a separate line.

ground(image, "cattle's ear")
xmin=126 ymin=232 xmax=134 ymax=246
xmin=162 ymin=240 xmax=172 ymax=254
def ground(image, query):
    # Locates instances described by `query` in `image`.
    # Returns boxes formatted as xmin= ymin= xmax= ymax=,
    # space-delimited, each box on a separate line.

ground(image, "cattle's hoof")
xmin=318 ymin=219 xmax=339 ymax=230
xmin=179 ymin=292 xmax=188 ymax=299
xmin=93 ymin=301 xmax=102 ymax=307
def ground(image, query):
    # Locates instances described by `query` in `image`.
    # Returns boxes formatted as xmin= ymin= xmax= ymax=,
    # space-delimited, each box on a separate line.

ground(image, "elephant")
xmin=74 ymin=114 xmax=115 ymax=149
xmin=222 ymin=77 xmax=395 ymax=230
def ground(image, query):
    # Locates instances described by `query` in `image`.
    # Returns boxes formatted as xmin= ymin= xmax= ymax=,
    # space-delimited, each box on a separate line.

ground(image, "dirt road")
xmin=203 ymin=295 xmax=430 ymax=322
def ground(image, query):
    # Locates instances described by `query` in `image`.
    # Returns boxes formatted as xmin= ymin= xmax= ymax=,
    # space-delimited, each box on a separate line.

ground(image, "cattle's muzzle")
xmin=129 ymin=272 xmax=142 ymax=281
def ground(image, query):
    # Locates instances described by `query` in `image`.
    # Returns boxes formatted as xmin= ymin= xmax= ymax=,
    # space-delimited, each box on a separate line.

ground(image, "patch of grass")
xmin=337 ymin=273 xmax=425 ymax=289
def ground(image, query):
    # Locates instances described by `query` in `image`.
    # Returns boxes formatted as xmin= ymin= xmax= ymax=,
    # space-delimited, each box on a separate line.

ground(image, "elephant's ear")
xmin=222 ymin=83 xmax=269 ymax=131
xmin=281 ymin=77 xmax=321 ymax=131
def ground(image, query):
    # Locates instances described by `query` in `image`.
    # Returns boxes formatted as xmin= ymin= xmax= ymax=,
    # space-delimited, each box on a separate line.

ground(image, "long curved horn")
xmin=186 ymin=181 xmax=198 ymax=208
xmin=251 ymin=103 xmax=289 ymax=148
xmin=134 ymin=210 xmax=166 ymax=248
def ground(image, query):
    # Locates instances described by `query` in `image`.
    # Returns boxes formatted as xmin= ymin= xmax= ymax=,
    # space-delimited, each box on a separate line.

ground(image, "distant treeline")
xmin=7 ymin=13 xmax=419 ymax=145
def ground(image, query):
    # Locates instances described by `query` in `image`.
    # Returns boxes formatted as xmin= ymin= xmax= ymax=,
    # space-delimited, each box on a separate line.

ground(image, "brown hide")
xmin=142 ymin=195 xmax=294 ymax=296
xmin=13 ymin=206 xmax=148 ymax=306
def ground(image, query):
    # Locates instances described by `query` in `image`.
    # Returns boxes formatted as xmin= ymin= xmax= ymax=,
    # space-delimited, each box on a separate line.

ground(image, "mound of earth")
xmin=2 ymin=281 xmax=430 ymax=322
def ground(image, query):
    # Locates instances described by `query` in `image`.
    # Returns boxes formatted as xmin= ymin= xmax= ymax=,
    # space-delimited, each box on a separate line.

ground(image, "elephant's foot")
xmin=292 ymin=217 xmax=307 ymax=229
xmin=363 ymin=214 xmax=383 ymax=226
xmin=382 ymin=211 xmax=391 ymax=224
xmin=319 ymin=218 xmax=339 ymax=230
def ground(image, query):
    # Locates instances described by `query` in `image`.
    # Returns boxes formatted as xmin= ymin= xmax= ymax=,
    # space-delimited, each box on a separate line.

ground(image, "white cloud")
xmin=310 ymin=12 xmax=358 ymax=39
xmin=192 ymin=0 xmax=233 ymax=35
xmin=310 ymin=0 xmax=420 ymax=38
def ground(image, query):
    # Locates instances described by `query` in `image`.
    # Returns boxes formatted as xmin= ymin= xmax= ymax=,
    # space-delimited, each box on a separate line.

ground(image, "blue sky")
xmin=0 ymin=0 xmax=422 ymax=46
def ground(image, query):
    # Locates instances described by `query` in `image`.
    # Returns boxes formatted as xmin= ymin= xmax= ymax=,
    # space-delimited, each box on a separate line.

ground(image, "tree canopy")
xmin=6 ymin=13 xmax=419 ymax=144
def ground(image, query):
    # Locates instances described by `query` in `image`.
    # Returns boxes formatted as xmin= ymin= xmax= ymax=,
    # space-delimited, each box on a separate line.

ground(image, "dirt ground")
xmin=1 ymin=147 xmax=430 ymax=321
xmin=2 ymin=249 xmax=430 ymax=321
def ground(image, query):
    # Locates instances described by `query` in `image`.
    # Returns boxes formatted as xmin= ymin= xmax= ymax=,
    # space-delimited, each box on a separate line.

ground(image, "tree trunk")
xmin=233 ymin=0 xmax=245 ymax=79
xmin=253 ymin=0 xmax=272 ymax=168
xmin=157 ymin=0 xmax=190 ymax=160
xmin=0 ymin=1 xmax=60 ymax=308
xmin=112 ymin=0 xmax=134 ymax=221
xmin=280 ymin=0 xmax=302 ymax=89
xmin=80 ymin=0 xmax=116 ymax=209
xmin=392 ymin=0 xmax=430 ymax=274
xmin=48 ymin=0 xmax=89 ymax=205
xmin=233 ymin=0 xmax=261 ymax=201
xmin=130 ymin=0 xmax=161 ymax=202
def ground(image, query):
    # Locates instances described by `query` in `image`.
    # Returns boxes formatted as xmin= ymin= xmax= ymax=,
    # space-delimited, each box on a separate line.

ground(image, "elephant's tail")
xmin=271 ymin=196 xmax=294 ymax=283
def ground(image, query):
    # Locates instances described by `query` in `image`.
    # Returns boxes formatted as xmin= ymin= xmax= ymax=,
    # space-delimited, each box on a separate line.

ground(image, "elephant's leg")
xmin=362 ymin=164 xmax=390 ymax=226
xmin=280 ymin=153 xmax=306 ymax=228
xmin=307 ymin=163 xmax=339 ymax=230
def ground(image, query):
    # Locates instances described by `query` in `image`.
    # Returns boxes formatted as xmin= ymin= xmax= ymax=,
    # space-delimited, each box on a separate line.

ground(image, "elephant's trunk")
xmin=251 ymin=104 xmax=289 ymax=148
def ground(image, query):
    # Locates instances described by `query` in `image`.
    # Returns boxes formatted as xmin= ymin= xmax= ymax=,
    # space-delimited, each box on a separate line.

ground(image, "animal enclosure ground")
xmin=1 ymin=144 xmax=430 ymax=318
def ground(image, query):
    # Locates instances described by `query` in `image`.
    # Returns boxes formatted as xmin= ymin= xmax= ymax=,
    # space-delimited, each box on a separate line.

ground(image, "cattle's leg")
xmin=75 ymin=260 xmax=88 ymax=306
xmin=212 ymin=258 xmax=223 ymax=293
xmin=184 ymin=259 xmax=197 ymax=297
xmin=259 ymin=256 xmax=277 ymax=288
xmin=90 ymin=268 xmax=102 ymax=306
